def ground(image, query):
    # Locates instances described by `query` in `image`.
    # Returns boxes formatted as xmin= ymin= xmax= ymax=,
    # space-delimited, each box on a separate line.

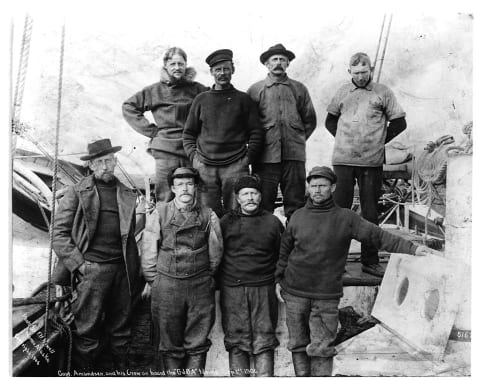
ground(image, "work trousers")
xmin=333 ymin=165 xmax=383 ymax=265
xmin=254 ymin=161 xmax=306 ymax=219
xmin=281 ymin=289 xmax=339 ymax=358
xmin=220 ymin=284 xmax=279 ymax=355
xmin=71 ymin=261 xmax=132 ymax=371
xmin=151 ymin=151 xmax=191 ymax=202
xmin=193 ymin=154 xmax=249 ymax=218
xmin=151 ymin=273 xmax=215 ymax=359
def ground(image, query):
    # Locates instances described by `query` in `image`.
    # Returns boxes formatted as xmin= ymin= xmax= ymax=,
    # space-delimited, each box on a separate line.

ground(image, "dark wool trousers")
xmin=333 ymin=165 xmax=383 ymax=265
xmin=220 ymin=284 xmax=279 ymax=355
xmin=151 ymin=273 xmax=215 ymax=359
xmin=281 ymin=290 xmax=339 ymax=357
xmin=72 ymin=261 xmax=132 ymax=371
xmin=193 ymin=154 xmax=249 ymax=218
xmin=151 ymin=151 xmax=191 ymax=202
xmin=254 ymin=161 xmax=306 ymax=219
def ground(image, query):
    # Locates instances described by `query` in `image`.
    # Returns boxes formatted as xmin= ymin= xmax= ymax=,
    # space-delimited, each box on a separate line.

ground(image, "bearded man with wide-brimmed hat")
xmin=52 ymin=138 xmax=141 ymax=373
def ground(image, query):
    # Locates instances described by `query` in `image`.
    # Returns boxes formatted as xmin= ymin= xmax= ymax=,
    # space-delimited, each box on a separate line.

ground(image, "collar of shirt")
xmin=265 ymin=73 xmax=290 ymax=87
xmin=349 ymin=78 xmax=374 ymax=92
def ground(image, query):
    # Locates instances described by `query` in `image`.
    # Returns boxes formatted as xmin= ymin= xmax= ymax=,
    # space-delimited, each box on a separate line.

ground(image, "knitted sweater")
xmin=183 ymin=86 xmax=264 ymax=165
xmin=219 ymin=209 xmax=284 ymax=286
xmin=275 ymin=197 xmax=418 ymax=299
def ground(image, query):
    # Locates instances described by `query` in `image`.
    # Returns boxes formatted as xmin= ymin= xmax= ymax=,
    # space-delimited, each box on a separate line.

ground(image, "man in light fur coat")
xmin=123 ymin=47 xmax=208 ymax=202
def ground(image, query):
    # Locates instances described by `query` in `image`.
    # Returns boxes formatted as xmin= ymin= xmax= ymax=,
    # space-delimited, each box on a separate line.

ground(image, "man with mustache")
xmin=275 ymin=166 xmax=431 ymax=376
xmin=247 ymin=44 xmax=317 ymax=221
xmin=122 ymin=47 xmax=208 ymax=202
xmin=183 ymin=49 xmax=264 ymax=218
xmin=218 ymin=175 xmax=284 ymax=376
xmin=141 ymin=167 xmax=223 ymax=376
xmin=325 ymin=52 xmax=407 ymax=278
xmin=52 ymin=139 xmax=141 ymax=373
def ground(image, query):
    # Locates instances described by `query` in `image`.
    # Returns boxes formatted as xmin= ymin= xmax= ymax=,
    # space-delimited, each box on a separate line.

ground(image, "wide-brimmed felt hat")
xmin=307 ymin=166 xmax=337 ymax=184
xmin=167 ymin=167 xmax=200 ymax=186
xmin=80 ymin=138 xmax=122 ymax=161
xmin=260 ymin=43 xmax=295 ymax=64
xmin=205 ymin=49 xmax=233 ymax=67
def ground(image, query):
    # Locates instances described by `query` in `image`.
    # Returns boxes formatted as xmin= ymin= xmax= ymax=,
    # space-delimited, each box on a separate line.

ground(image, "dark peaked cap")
xmin=260 ymin=43 xmax=295 ymax=64
xmin=205 ymin=49 xmax=233 ymax=67
xmin=306 ymin=166 xmax=337 ymax=184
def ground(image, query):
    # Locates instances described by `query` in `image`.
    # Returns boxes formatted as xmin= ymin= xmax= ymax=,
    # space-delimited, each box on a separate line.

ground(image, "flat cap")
xmin=306 ymin=166 xmax=337 ymax=184
xmin=234 ymin=175 xmax=261 ymax=194
xmin=260 ymin=43 xmax=295 ymax=64
xmin=167 ymin=167 xmax=200 ymax=186
xmin=205 ymin=49 xmax=233 ymax=67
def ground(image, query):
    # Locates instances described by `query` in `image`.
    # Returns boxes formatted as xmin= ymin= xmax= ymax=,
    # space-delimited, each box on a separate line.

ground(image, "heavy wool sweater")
xmin=275 ymin=197 xmax=418 ymax=299
xmin=219 ymin=209 xmax=284 ymax=286
xmin=183 ymin=86 xmax=264 ymax=165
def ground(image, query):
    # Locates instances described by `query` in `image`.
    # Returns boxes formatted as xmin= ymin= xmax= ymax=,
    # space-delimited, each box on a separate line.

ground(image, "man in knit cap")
xmin=248 ymin=43 xmax=317 ymax=220
xmin=183 ymin=49 xmax=264 ymax=218
xmin=219 ymin=175 xmax=284 ymax=377
xmin=275 ymin=166 xmax=431 ymax=376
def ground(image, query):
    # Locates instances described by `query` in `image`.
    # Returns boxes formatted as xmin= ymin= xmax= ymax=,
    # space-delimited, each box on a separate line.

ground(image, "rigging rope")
xmin=12 ymin=14 xmax=33 ymax=125
xmin=44 ymin=23 xmax=66 ymax=341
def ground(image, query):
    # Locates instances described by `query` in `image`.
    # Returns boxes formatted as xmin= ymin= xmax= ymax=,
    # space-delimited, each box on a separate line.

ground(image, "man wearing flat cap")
xmin=247 ymin=44 xmax=317 ymax=220
xmin=275 ymin=166 xmax=431 ymax=376
xmin=52 ymin=139 xmax=141 ymax=373
xmin=218 ymin=175 xmax=284 ymax=376
xmin=141 ymin=166 xmax=223 ymax=376
xmin=183 ymin=49 xmax=264 ymax=218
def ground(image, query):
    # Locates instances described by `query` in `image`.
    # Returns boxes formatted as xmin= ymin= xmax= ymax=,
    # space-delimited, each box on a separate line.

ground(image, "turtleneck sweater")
xmin=84 ymin=177 xmax=123 ymax=263
xmin=275 ymin=196 xmax=418 ymax=299
xmin=183 ymin=85 xmax=264 ymax=165
xmin=219 ymin=208 xmax=284 ymax=287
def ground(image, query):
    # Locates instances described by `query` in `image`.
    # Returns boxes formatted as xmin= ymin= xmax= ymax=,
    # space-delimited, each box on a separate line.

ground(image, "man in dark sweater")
xmin=52 ymin=139 xmax=141 ymax=373
xmin=183 ymin=49 xmax=264 ymax=217
xmin=219 ymin=175 xmax=284 ymax=377
xmin=275 ymin=166 xmax=430 ymax=376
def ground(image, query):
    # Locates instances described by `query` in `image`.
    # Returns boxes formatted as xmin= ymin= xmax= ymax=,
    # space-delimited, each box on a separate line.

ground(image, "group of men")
xmin=52 ymin=43 xmax=430 ymax=377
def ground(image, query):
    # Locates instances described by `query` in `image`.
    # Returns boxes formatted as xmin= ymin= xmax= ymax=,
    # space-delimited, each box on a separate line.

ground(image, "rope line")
xmin=45 ymin=23 xmax=66 ymax=341
xmin=13 ymin=14 xmax=33 ymax=124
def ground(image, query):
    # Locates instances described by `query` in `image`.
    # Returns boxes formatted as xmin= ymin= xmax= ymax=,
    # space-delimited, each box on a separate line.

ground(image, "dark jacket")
xmin=183 ymin=86 xmax=264 ymax=166
xmin=52 ymin=175 xmax=140 ymax=295
xmin=275 ymin=197 xmax=418 ymax=299
xmin=219 ymin=209 xmax=284 ymax=286
xmin=247 ymin=75 xmax=316 ymax=163
xmin=122 ymin=67 xmax=208 ymax=159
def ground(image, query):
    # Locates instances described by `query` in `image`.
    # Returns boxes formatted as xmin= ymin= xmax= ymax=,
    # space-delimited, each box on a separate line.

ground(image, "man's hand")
xmin=415 ymin=245 xmax=442 ymax=256
xmin=275 ymin=283 xmax=284 ymax=303
xmin=141 ymin=282 xmax=152 ymax=299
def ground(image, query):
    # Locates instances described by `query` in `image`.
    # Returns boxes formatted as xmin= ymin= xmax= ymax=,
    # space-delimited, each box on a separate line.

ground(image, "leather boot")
xmin=229 ymin=347 xmax=250 ymax=377
xmin=163 ymin=356 xmax=185 ymax=377
xmin=292 ymin=352 xmax=311 ymax=377
xmin=185 ymin=353 xmax=207 ymax=377
xmin=253 ymin=349 xmax=274 ymax=377
xmin=310 ymin=356 xmax=333 ymax=377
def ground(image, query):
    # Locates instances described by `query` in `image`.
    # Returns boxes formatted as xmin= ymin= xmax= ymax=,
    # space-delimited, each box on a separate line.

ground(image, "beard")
xmin=95 ymin=172 xmax=115 ymax=183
